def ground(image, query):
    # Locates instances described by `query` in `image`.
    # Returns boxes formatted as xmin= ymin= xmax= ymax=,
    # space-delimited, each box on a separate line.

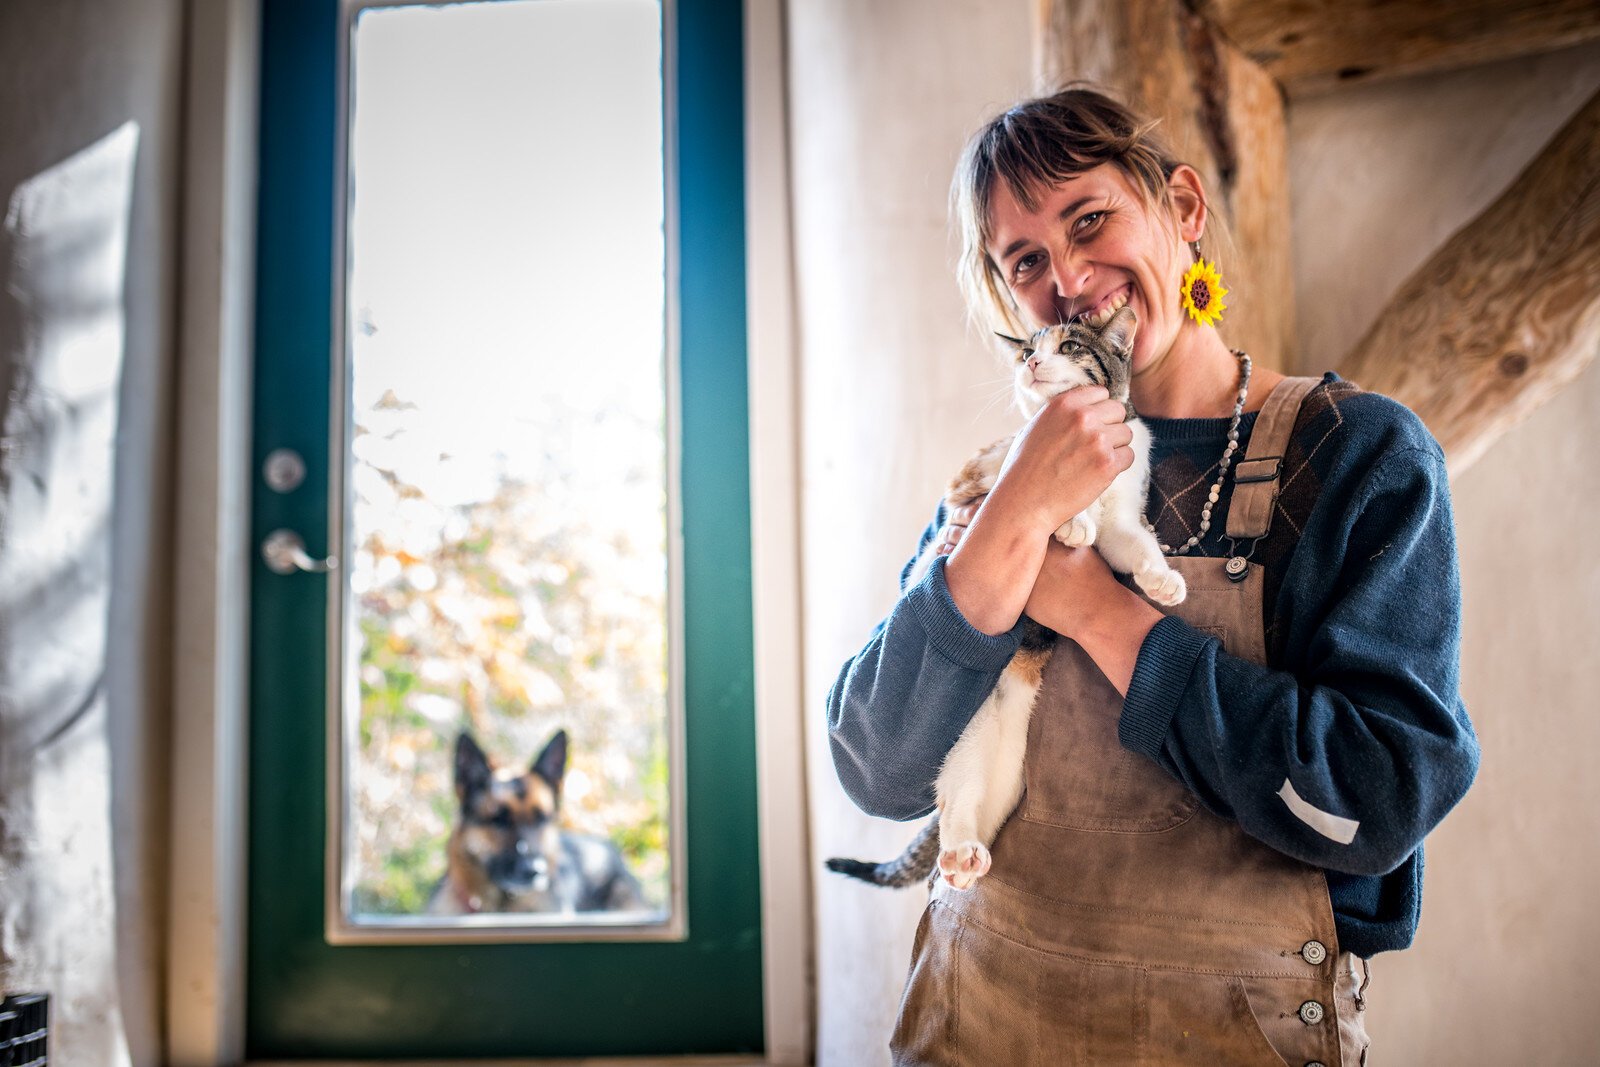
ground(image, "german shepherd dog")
xmin=426 ymin=729 xmax=648 ymax=915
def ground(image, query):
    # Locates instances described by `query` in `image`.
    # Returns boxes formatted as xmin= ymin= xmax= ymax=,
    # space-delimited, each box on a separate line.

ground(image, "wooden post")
xmin=1195 ymin=0 xmax=1600 ymax=95
xmin=1338 ymin=88 xmax=1600 ymax=474
xmin=1035 ymin=0 xmax=1296 ymax=372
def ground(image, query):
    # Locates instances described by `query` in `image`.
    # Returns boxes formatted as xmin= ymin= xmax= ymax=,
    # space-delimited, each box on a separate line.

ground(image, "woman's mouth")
xmin=1074 ymin=284 xmax=1131 ymax=328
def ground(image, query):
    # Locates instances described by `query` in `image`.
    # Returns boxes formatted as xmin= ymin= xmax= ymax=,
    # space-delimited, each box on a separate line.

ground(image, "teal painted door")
xmin=246 ymin=0 xmax=762 ymax=1056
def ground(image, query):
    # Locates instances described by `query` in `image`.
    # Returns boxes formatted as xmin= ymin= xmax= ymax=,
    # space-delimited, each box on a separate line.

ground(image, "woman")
xmin=826 ymin=88 xmax=1479 ymax=1065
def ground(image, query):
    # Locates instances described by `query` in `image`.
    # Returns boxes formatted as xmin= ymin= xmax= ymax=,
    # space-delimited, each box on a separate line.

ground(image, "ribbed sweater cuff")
xmin=1120 ymin=614 xmax=1213 ymax=758
xmin=903 ymin=555 xmax=1025 ymax=671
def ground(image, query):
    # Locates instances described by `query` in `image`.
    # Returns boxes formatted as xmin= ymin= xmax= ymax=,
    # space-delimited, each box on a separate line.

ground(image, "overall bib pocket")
xmin=1019 ymin=638 xmax=1200 ymax=832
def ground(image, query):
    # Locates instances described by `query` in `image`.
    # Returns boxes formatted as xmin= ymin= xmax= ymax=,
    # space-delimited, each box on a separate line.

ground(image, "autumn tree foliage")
xmin=349 ymin=388 xmax=670 ymax=915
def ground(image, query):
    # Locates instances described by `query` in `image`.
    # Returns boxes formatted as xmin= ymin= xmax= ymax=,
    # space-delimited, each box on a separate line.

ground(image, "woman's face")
xmin=985 ymin=163 xmax=1204 ymax=377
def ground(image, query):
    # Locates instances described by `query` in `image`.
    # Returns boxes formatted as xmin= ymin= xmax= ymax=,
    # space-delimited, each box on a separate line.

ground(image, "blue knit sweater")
xmin=826 ymin=374 xmax=1480 ymax=958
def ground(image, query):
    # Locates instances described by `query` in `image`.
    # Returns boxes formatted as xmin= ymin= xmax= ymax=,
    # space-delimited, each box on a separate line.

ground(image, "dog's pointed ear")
xmin=454 ymin=732 xmax=492 ymax=800
xmin=531 ymin=729 xmax=569 ymax=793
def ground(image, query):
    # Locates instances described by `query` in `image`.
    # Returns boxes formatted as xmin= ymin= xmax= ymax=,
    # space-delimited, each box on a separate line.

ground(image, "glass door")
xmin=247 ymin=0 xmax=761 ymax=1056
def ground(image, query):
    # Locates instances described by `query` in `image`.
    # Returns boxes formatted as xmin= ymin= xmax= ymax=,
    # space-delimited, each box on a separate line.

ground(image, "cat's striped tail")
xmin=824 ymin=817 xmax=938 ymax=888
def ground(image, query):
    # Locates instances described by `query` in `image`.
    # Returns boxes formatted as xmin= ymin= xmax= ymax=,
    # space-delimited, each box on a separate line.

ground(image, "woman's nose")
xmin=1049 ymin=257 xmax=1091 ymax=321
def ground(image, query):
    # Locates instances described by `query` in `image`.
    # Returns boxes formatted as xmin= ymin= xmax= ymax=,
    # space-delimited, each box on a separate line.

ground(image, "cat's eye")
xmin=1018 ymin=347 xmax=1034 ymax=363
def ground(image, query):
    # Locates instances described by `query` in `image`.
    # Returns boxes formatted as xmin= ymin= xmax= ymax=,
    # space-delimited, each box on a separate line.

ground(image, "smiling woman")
xmin=826 ymin=86 xmax=1480 ymax=1066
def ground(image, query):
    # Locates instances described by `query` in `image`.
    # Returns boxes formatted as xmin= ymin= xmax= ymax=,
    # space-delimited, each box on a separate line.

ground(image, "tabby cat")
xmin=827 ymin=301 xmax=1185 ymax=890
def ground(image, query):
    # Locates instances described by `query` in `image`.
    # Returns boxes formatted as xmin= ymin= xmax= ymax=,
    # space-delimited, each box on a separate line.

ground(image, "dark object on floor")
xmin=0 ymin=993 xmax=47 ymax=1067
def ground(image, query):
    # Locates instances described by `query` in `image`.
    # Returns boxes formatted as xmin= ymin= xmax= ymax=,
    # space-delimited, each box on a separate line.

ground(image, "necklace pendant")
xmin=1224 ymin=555 xmax=1249 ymax=583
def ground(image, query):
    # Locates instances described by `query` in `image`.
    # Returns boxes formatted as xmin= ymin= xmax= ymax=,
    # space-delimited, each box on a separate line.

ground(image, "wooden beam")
xmin=1197 ymin=0 xmax=1600 ymax=95
xmin=1036 ymin=0 xmax=1296 ymax=372
xmin=1338 ymin=88 xmax=1600 ymax=474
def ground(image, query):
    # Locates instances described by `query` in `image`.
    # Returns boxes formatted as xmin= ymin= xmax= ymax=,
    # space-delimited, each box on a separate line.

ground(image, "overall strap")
xmin=1225 ymin=376 xmax=1322 ymax=542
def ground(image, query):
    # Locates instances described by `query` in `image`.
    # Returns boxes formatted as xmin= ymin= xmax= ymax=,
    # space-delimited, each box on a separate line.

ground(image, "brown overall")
xmin=892 ymin=378 xmax=1370 ymax=1066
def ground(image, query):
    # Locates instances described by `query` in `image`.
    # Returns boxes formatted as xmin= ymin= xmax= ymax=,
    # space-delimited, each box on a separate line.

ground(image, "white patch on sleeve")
xmin=1277 ymin=778 xmax=1360 ymax=845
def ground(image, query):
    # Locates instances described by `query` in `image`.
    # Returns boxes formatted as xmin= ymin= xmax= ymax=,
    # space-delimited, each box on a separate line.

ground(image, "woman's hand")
xmin=934 ymin=501 xmax=980 ymax=556
xmin=941 ymin=385 xmax=1134 ymax=638
xmin=995 ymin=386 xmax=1136 ymax=537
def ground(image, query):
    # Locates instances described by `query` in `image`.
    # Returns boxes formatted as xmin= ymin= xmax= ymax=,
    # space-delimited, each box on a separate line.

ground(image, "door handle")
xmin=261 ymin=529 xmax=339 ymax=575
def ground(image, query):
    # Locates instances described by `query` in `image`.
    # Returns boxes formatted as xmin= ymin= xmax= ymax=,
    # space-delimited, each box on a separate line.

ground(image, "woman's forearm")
xmin=942 ymin=481 xmax=1051 ymax=635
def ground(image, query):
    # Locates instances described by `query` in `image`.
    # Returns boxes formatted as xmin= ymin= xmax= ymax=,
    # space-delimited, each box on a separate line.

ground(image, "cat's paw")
xmin=1135 ymin=562 xmax=1187 ymax=606
xmin=938 ymin=841 xmax=992 ymax=891
xmin=1056 ymin=515 xmax=1097 ymax=548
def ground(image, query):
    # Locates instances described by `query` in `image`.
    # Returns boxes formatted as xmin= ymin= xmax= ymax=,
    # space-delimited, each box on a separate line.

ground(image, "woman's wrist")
xmin=1065 ymin=583 xmax=1162 ymax=696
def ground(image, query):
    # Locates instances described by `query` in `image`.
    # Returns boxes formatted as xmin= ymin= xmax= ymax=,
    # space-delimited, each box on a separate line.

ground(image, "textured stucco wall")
xmin=1287 ymin=41 xmax=1600 ymax=1064
xmin=791 ymin=3 xmax=1600 ymax=1061
xmin=0 ymin=1 xmax=180 ymax=1064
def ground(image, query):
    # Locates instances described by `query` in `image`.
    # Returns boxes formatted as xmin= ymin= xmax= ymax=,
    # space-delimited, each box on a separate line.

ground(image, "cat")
xmin=827 ymin=301 xmax=1186 ymax=891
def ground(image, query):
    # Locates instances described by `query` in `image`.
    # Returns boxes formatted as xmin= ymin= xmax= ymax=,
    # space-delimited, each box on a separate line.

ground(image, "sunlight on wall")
xmin=0 ymin=120 xmax=139 ymax=1067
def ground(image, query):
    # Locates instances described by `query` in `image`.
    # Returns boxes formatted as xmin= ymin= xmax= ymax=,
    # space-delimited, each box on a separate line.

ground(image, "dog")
xmin=426 ymin=728 xmax=649 ymax=915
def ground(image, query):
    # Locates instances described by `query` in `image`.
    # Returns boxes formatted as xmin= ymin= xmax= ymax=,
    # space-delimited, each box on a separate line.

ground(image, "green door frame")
xmin=246 ymin=0 xmax=762 ymax=1056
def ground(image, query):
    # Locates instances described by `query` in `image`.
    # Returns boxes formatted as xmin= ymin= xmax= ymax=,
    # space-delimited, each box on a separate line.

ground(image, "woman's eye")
xmin=1012 ymin=252 xmax=1043 ymax=281
xmin=1073 ymin=210 xmax=1105 ymax=235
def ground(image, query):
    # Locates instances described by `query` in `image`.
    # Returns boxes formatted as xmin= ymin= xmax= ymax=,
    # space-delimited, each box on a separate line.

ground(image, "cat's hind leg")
xmin=934 ymin=699 xmax=997 ymax=890
xmin=972 ymin=650 xmax=1047 ymax=845
xmin=935 ymin=655 xmax=1045 ymax=890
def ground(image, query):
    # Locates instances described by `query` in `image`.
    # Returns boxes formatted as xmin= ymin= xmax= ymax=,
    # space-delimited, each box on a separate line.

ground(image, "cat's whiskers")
xmin=971 ymin=377 xmax=1020 ymax=424
xmin=1058 ymin=294 xmax=1083 ymax=328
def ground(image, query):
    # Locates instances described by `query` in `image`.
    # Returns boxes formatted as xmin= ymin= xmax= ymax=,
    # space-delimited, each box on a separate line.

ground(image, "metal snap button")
xmin=1298 ymin=1000 xmax=1325 ymax=1025
xmin=1301 ymin=939 xmax=1328 ymax=965
xmin=1305 ymin=1062 xmax=1328 ymax=1067
xmin=1225 ymin=555 xmax=1249 ymax=581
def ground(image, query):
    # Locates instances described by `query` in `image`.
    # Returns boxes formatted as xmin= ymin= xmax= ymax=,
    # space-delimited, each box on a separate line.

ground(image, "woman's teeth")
xmin=1080 ymin=290 xmax=1128 ymax=328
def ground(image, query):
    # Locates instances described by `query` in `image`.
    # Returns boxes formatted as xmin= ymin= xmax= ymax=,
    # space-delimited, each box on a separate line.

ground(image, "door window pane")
xmin=335 ymin=0 xmax=676 ymax=940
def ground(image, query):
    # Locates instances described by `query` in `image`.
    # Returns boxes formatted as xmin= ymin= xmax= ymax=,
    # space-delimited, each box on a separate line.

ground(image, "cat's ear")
xmin=1100 ymin=305 xmax=1138 ymax=354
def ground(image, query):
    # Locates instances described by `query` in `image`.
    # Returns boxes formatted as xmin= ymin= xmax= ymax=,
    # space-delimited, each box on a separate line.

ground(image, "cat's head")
xmin=998 ymin=302 xmax=1137 ymax=418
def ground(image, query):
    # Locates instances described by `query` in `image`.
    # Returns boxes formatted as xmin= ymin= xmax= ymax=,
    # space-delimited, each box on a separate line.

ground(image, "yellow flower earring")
xmin=1180 ymin=240 xmax=1228 ymax=327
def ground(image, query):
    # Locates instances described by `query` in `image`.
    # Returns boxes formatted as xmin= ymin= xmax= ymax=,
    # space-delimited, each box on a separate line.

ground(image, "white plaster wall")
xmin=1288 ymin=41 xmax=1600 ymax=1064
xmin=0 ymin=2 xmax=181 ymax=1064
xmin=790 ymin=2 xmax=1600 ymax=1060
xmin=786 ymin=2 xmax=1036 ymax=1061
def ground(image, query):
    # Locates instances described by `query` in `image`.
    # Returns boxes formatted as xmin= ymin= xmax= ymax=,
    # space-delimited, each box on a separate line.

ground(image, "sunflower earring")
xmin=1180 ymin=239 xmax=1228 ymax=327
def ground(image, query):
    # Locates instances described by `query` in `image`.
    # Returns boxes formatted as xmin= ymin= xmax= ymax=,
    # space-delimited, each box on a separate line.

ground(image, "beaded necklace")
xmin=1142 ymin=349 xmax=1252 ymax=556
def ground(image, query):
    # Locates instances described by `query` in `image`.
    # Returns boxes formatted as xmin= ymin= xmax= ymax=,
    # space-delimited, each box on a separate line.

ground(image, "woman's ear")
xmin=1166 ymin=164 xmax=1208 ymax=245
